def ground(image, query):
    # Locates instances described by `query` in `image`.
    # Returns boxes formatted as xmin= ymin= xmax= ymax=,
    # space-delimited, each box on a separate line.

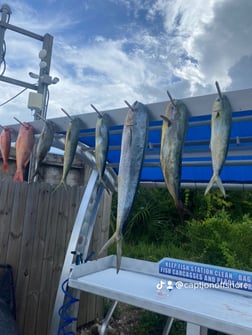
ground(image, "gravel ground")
xmin=77 ymin=302 xmax=143 ymax=335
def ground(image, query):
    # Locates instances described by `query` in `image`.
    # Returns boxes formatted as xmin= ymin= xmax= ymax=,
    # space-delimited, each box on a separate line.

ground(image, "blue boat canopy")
xmin=8 ymin=88 xmax=252 ymax=190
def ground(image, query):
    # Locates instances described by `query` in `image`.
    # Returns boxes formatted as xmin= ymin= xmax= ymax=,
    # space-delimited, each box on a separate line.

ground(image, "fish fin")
xmin=13 ymin=169 xmax=23 ymax=182
xmin=129 ymin=127 xmax=133 ymax=146
xmin=204 ymin=174 xmax=226 ymax=197
xmin=2 ymin=162 xmax=8 ymax=172
xmin=98 ymin=232 xmax=117 ymax=256
xmin=160 ymin=115 xmax=171 ymax=126
xmin=116 ymin=237 xmax=122 ymax=274
xmin=215 ymin=175 xmax=226 ymax=197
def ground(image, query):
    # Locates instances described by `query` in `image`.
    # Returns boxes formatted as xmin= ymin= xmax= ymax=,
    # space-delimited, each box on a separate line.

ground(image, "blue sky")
xmin=0 ymin=0 xmax=252 ymax=125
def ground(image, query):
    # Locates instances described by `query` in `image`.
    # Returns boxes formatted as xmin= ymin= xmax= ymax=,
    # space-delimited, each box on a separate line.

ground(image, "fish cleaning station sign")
xmin=159 ymin=258 xmax=252 ymax=293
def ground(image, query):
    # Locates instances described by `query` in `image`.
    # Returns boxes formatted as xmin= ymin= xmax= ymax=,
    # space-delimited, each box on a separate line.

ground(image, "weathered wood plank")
xmin=0 ymin=177 xmax=14 ymax=264
xmin=24 ymin=183 xmax=52 ymax=335
xmin=0 ymin=173 xmax=111 ymax=335
xmin=15 ymin=182 xmax=38 ymax=332
xmin=6 ymin=180 xmax=28 ymax=283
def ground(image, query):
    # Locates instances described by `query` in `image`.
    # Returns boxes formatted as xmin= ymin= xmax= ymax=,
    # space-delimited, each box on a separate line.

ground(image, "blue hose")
xmin=57 ymin=279 xmax=79 ymax=335
xmin=57 ymin=251 xmax=95 ymax=334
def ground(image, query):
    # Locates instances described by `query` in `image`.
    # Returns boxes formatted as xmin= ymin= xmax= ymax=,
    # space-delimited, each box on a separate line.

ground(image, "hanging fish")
xmin=93 ymin=105 xmax=110 ymax=189
xmin=32 ymin=120 xmax=55 ymax=181
xmin=54 ymin=117 xmax=80 ymax=191
xmin=99 ymin=101 xmax=149 ymax=273
xmin=204 ymin=82 xmax=232 ymax=197
xmin=0 ymin=127 xmax=11 ymax=172
xmin=160 ymin=93 xmax=189 ymax=214
xmin=13 ymin=122 xmax=35 ymax=182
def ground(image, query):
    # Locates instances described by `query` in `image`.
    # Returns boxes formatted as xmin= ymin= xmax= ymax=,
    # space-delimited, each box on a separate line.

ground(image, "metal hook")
xmin=124 ymin=100 xmax=134 ymax=111
xmin=90 ymin=104 xmax=103 ymax=118
xmin=34 ymin=112 xmax=47 ymax=123
xmin=13 ymin=117 xmax=29 ymax=129
xmin=61 ymin=108 xmax=73 ymax=120
xmin=166 ymin=90 xmax=176 ymax=107
xmin=215 ymin=81 xmax=222 ymax=99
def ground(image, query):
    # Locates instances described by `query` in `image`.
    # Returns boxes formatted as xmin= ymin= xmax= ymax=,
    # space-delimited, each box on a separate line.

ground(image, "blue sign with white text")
xmin=159 ymin=258 xmax=252 ymax=293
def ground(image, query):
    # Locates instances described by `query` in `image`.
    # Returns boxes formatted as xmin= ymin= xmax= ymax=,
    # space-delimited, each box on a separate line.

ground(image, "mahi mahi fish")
xmin=95 ymin=112 xmax=110 ymax=188
xmin=0 ymin=127 xmax=11 ymax=172
xmin=13 ymin=122 xmax=35 ymax=182
xmin=99 ymin=101 xmax=149 ymax=273
xmin=160 ymin=99 xmax=189 ymax=212
xmin=33 ymin=120 xmax=55 ymax=180
xmin=54 ymin=117 xmax=80 ymax=190
xmin=204 ymin=84 xmax=232 ymax=197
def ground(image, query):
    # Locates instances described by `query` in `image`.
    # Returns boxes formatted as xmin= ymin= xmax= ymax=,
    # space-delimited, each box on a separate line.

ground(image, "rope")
xmin=0 ymin=87 xmax=28 ymax=107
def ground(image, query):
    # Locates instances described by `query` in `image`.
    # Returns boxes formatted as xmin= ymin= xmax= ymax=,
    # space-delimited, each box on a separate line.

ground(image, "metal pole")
xmin=0 ymin=4 xmax=11 ymax=68
xmin=36 ymin=33 xmax=53 ymax=119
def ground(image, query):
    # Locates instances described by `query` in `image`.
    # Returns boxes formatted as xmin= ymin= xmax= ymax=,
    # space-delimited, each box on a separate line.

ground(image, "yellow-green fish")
xmin=32 ymin=120 xmax=55 ymax=180
xmin=205 ymin=88 xmax=232 ymax=197
xmin=160 ymin=99 xmax=189 ymax=212
xmin=54 ymin=118 xmax=80 ymax=191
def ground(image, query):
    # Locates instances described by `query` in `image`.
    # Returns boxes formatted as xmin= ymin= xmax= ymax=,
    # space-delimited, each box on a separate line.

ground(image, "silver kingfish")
xmin=160 ymin=97 xmax=189 ymax=212
xmin=99 ymin=101 xmax=149 ymax=273
xmin=204 ymin=82 xmax=232 ymax=197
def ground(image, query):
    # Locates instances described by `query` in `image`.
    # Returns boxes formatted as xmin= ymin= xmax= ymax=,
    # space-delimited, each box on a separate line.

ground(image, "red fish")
xmin=0 ymin=127 xmax=11 ymax=172
xmin=13 ymin=122 xmax=35 ymax=182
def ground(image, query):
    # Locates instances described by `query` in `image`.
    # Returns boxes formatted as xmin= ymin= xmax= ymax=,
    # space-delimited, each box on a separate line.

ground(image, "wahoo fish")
xmin=160 ymin=97 xmax=189 ymax=212
xmin=13 ymin=122 xmax=35 ymax=182
xmin=33 ymin=120 xmax=55 ymax=180
xmin=0 ymin=127 xmax=11 ymax=172
xmin=204 ymin=82 xmax=232 ymax=197
xmin=94 ymin=110 xmax=110 ymax=188
xmin=54 ymin=117 xmax=80 ymax=190
xmin=99 ymin=101 xmax=149 ymax=273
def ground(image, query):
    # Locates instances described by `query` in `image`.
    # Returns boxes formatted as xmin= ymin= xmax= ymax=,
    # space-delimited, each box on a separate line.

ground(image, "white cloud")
xmin=0 ymin=0 xmax=251 ymax=126
xmin=149 ymin=0 xmax=252 ymax=95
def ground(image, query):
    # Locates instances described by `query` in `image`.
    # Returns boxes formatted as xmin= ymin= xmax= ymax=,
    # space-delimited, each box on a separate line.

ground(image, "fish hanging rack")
xmin=5 ymin=86 xmax=252 ymax=191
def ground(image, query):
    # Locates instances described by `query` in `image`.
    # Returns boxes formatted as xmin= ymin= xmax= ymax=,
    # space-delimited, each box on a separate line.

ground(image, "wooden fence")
xmin=0 ymin=176 xmax=112 ymax=335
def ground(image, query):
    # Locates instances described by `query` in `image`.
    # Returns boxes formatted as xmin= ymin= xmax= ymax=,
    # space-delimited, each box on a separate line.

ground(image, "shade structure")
xmin=7 ymin=88 xmax=252 ymax=189
xmin=76 ymin=89 xmax=252 ymax=189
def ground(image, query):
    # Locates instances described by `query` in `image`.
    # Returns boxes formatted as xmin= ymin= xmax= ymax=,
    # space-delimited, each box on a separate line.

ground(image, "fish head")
xmin=212 ymin=96 xmax=223 ymax=117
xmin=102 ymin=113 xmax=110 ymax=124
xmin=166 ymin=100 xmax=188 ymax=124
xmin=46 ymin=120 xmax=55 ymax=132
xmin=1 ymin=127 xmax=10 ymax=135
xmin=22 ymin=122 xmax=32 ymax=130
xmin=212 ymin=94 xmax=232 ymax=118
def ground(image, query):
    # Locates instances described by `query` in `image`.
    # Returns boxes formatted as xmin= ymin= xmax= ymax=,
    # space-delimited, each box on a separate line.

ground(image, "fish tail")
xmin=52 ymin=176 xmax=68 ymax=193
xmin=98 ymin=232 xmax=122 ymax=273
xmin=98 ymin=176 xmax=111 ymax=194
xmin=176 ymin=199 xmax=192 ymax=223
xmin=13 ymin=169 xmax=23 ymax=182
xmin=204 ymin=174 xmax=226 ymax=197
xmin=98 ymin=232 xmax=117 ymax=256
xmin=2 ymin=162 xmax=8 ymax=172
